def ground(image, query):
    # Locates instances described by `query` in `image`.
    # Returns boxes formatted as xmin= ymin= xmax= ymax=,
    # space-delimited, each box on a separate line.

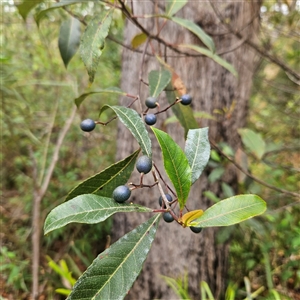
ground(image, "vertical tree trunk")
xmin=113 ymin=1 xmax=260 ymax=299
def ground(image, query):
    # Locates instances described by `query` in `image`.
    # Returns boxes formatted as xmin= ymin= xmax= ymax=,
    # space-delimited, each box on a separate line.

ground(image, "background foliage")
xmin=1 ymin=1 xmax=299 ymax=299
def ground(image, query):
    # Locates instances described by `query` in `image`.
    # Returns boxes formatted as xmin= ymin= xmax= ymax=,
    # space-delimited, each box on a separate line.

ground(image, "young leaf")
xmin=191 ymin=195 xmax=267 ymax=227
xmin=59 ymin=16 xmax=81 ymax=68
xmin=165 ymin=0 xmax=187 ymax=16
xmin=238 ymin=128 xmax=266 ymax=160
xmin=148 ymin=70 xmax=172 ymax=98
xmin=131 ymin=32 xmax=147 ymax=49
xmin=75 ymin=87 xmax=126 ymax=108
xmin=17 ymin=0 xmax=44 ymax=21
xmin=152 ymin=127 xmax=191 ymax=210
xmin=101 ymin=105 xmax=152 ymax=157
xmin=171 ymin=17 xmax=215 ymax=52
xmin=67 ymin=214 xmax=161 ymax=300
xmin=35 ymin=0 xmax=83 ymax=26
xmin=185 ymin=128 xmax=210 ymax=184
xmin=44 ymin=195 xmax=152 ymax=235
xmin=80 ymin=8 xmax=114 ymax=83
xmin=165 ymin=83 xmax=198 ymax=137
xmin=66 ymin=150 xmax=140 ymax=201
xmin=180 ymin=210 xmax=204 ymax=227
xmin=179 ymin=44 xmax=238 ymax=77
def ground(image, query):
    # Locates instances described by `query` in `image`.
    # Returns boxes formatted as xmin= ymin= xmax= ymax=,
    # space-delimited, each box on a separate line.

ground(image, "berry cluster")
xmin=79 ymin=93 xmax=201 ymax=233
xmin=143 ymin=94 xmax=192 ymax=126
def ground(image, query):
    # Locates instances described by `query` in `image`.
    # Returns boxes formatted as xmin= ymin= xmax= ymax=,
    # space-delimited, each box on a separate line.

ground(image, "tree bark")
xmin=113 ymin=1 xmax=261 ymax=299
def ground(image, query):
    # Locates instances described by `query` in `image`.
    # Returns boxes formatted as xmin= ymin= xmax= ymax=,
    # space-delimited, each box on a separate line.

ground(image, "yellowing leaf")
xmin=180 ymin=209 xmax=204 ymax=226
xmin=131 ymin=32 xmax=147 ymax=49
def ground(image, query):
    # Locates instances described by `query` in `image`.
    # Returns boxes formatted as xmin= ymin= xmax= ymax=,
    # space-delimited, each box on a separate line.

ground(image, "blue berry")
xmin=180 ymin=94 xmax=192 ymax=105
xmin=80 ymin=119 xmax=96 ymax=132
xmin=136 ymin=155 xmax=152 ymax=174
xmin=112 ymin=185 xmax=131 ymax=203
xmin=190 ymin=226 xmax=202 ymax=233
xmin=145 ymin=97 xmax=158 ymax=109
xmin=145 ymin=114 xmax=157 ymax=125
xmin=163 ymin=212 xmax=174 ymax=223
xmin=158 ymin=193 xmax=173 ymax=207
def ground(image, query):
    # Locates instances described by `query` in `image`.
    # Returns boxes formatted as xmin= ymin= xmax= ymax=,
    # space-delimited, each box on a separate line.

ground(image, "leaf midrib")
xmin=196 ymin=201 xmax=265 ymax=225
xmin=92 ymin=214 xmax=160 ymax=299
xmin=113 ymin=106 xmax=151 ymax=157
xmin=88 ymin=9 xmax=112 ymax=63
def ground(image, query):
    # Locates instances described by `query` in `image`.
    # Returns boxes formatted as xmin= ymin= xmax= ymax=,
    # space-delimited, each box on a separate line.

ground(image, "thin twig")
xmin=210 ymin=140 xmax=300 ymax=198
xmin=208 ymin=0 xmax=300 ymax=81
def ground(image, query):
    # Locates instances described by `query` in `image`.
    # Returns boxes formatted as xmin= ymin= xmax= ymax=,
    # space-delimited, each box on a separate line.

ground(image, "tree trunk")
xmin=113 ymin=1 xmax=261 ymax=299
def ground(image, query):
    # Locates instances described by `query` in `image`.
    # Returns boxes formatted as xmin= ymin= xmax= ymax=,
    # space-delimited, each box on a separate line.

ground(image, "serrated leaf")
xmin=59 ymin=16 xmax=81 ymax=68
xmin=80 ymin=8 xmax=114 ymax=83
xmin=101 ymin=105 xmax=152 ymax=157
xmin=165 ymin=0 xmax=187 ymax=16
xmin=67 ymin=214 xmax=160 ymax=300
xmin=238 ymin=128 xmax=266 ymax=160
xmin=171 ymin=17 xmax=215 ymax=52
xmin=75 ymin=87 xmax=126 ymax=108
xmin=180 ymin=209 xmax=203 ymax=226
xmin=148 ymin=70 xmax=172 ymax=98
xmin=152 ymin=128 xmax=191 ymax=210
xmin=179 ymin=44 xmax=238 ymax=77
xmin=17 ymin=0 xmax=44 ymax=21
xmin=185 ymin=128 xmax=210 ymax=184
xmin=44 ymin=195 xmax=152 ymax=235
xmin=131 ymin=32 xmax=147 ymax=49
xmin=35 ymin=0 xmax=83 ymax=26
xmin=192 ymin=195 xmax=267 ymax=227
xmin=165 ymin=83 xmax=198 ymax=137
xmin=66 ymin=150 xmax=140 ymax=201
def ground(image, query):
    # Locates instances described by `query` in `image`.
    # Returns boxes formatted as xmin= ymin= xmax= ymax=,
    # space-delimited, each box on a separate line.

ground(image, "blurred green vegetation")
xmin=2 ymin=2 xmax=123 ymax=298
xmin=1 ymin=1 xmax=299 ymax=299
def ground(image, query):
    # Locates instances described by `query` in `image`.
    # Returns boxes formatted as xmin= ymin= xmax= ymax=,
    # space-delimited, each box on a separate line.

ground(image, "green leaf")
xmin=148 ymin=70 xmax=172 ymax=98
xmin=238 ymin=128 xmax=266 ymax=160
xmin=179 ymin=44 xmax=238 ymax=77
xmin=165 ymin=83 xmax=198 ymax=137
xmin=101 ymin=105 xmax=152 ymax=157
xmin=221 ymin=182 xmax=235 ymax=198
xmin=152 ymin=128 xmax=191 ymax=210
xmin=80 ymin=8 xmax=114 ymax=83
xmin=203 ymin=191 xmax=220 ymax=203
xmin=75 ymin=87 xmax=126 ymax=108
xmin=17 ymin=0 xmax=44 ymax=21
xmin=131 ymin=32 xmax=147 ymax=49
xmin=191 ymin=195 xmax=267 ymax=227
xmin=35 ymin=0 xmax=83 ymax=26
xmin=208 ymin=167 xmax=224 ymax=183
xmin=59 ymin=16 xmax=81 ymax=68
xmin=185 ymin=128 xmax=210 ymax=184
xmin=67 ymin=214 xmax=161 ymax=300
xmin=44 ymin=195 xmax=152 ymax=235
xmin=66 ymin=150 xmax=140 ymax=201
xmin=171 ymin=17 xmax=215 ymax=52
xmin=55 ymin=288 xmax=71 ymax=296
xmin=165 ymin=0 xmax=187 ymax=16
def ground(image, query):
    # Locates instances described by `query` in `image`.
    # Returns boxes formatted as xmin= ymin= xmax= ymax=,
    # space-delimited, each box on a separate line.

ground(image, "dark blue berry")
xmin=80 ymin=119 xmax=96 ymax=132
xmin=145 ymin=97 xmax=158 ymax=109
xmin=136 ymin=155 xmax=152 ymax=174
xmin=180 ymin=94 xmax=192 ymax=105
xmin=158 ymin=193 xmax=173 ymax=207
xmin=145 ymin=114 xmax=157 ymax=125
xmin=190 ymin=226 xmax=202 ymax=233
xmin=163 ymin=212 xmax=174 ymax=223
xmin=112 ymin=185 xmax=131 ymax=203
